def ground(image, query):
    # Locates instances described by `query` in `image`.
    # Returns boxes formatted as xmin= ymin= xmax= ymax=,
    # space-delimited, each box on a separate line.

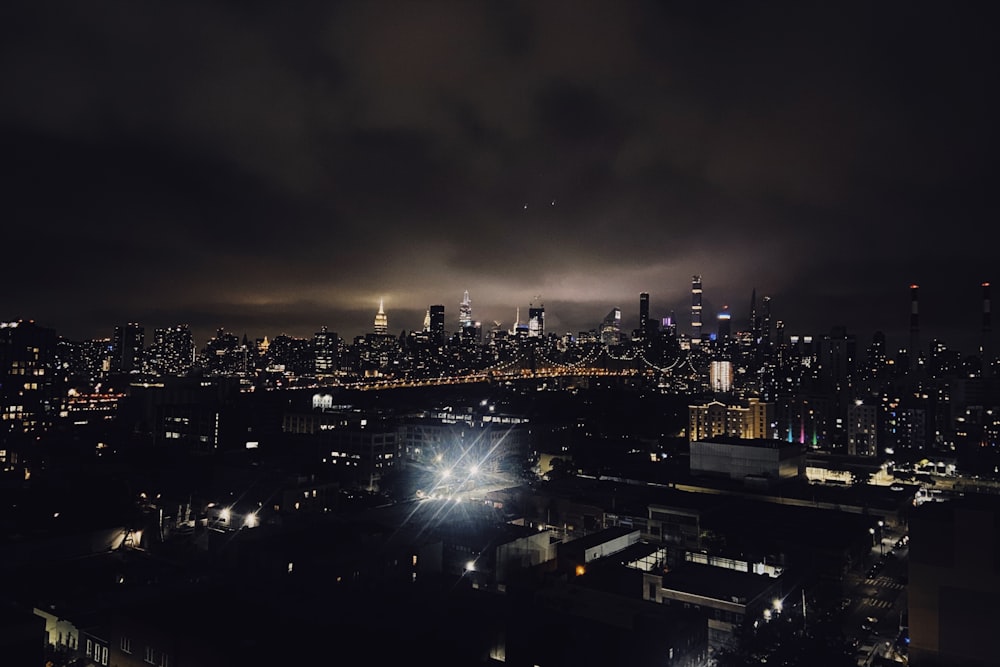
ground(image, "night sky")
xmin=3 ymin=1 xmax=997 ymax=354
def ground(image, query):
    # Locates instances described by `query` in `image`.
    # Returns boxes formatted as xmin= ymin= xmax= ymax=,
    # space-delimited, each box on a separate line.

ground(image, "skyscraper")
xmin=639 ymin=292 xmax=650 ymax=338
xmin=313 ymin=326 xmax=338 ymax=376
xmin=429 ymin=305 xmax=445 ymax=340
xmin=145 ymin=324 xmax=194 ymax=377
xmin=374 ymin=299 xmax=388 ymax=335
xmin=459 ymin=290 xmax=473 ymax=329
xmin=691 ymin=275 xmax=703 ymax=347
xmin=528 ymin=304 xmax=545 ymax=338
xmin=112 ymin=322 xmax=144 ymax=374
xmin=717 ymin=306 xmax=731 ymax=341
xmin=600 ymin=308 xmax=622 ymax=346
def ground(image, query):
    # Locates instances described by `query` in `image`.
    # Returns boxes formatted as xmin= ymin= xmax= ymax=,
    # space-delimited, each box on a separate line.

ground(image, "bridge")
xmin=335 ymin=345 xmax=710 ymax=392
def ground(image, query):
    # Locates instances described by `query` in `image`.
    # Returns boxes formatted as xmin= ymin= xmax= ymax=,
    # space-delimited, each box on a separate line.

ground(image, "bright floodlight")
xmin=244 ymin=513 xmax=258 ymax=528
xmin=441 ymin=468 xmax=452 ymax=479
xmin=219 ymin=508 xmax=231 ymax=523
xmin=773 ymin=598 xmax=783 ymax=612
xmin=466 ymin=560 xmax=476 ymax=572
xmin=469 ymin=464 xmax=479 ymax=475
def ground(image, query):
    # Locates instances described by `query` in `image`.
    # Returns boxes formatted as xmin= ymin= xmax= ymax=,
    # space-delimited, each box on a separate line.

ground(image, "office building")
xmin=717 ymin=308 xmax=731 ymax=341
xmin=313 ymin=326 xmax=338 ymax=376
xmin=600 ymin=308 xmax=622 ymax=346
xmin=429 ymin=305 xmax=445 ymax=340
xmin=112 ymin=322 xmax=144 ymax=374
xmin=528 ymin=304 xmax=545 ymax=338
xmin=639 ymin=292 xmax=650 ymax=338
xmin=145 ymin=324 xmax=194 ymax=378
xmin=691 ymin=276 xmax=703 ymax=347
xmin=847 ymin=400 xmax=878 ymax=457
xmin=0 ymin=320 xmax=58 ymax=438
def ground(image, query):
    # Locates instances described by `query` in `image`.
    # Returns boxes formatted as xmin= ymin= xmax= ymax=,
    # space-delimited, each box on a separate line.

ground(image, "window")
xmin=86 ymin=639 xmax=93 ymax=657
xmin=120 ymin=636 xmax=132 ymax=653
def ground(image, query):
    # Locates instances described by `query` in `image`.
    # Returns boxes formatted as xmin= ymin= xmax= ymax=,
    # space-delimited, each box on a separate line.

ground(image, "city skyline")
xmin=9 ymin=278 xmax=996 ymax=360
xmin=4 ymin=2 xmax=997 ymax=356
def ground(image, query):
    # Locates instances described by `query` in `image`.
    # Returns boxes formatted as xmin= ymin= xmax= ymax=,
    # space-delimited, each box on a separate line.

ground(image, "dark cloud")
xmin=2 ymin=0 xmax=997 ymax=353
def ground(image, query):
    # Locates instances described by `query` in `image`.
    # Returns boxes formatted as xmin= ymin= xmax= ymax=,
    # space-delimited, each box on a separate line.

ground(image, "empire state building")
xmin=374 ymin=299 xmax=388 ymax=334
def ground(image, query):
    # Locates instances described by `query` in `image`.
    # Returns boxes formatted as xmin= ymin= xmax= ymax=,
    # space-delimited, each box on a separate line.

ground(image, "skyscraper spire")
xmin=374 ymin=298 xmax=388 ymax=335
xmin=459 ymin=290 xmax=473 ymax=329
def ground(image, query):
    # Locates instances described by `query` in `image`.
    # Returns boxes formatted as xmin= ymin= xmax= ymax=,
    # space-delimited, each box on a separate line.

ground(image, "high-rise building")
xmin=145 ymin=324 xmax=194 ymax=378
xmin=512 ymin=307 xmax=529 ymax=337
xmin=717 ymin=307 xmax=731 ymax=341
xmin=600 ymin=308 xmax=622 ymax=346
xmin=374 ymin=299 xmax=388 ymax=335
xmin=847 ymin=400 xmax=878 ymax=457
xmin=662 ymin=311 xmax=677 ymax=338
xmin=459 ymin=290 xmax=473 ymax=330
xmin=1 ymin=320 xmax=57 ymax=438
xmin=429 ymin=305 xmax=445 ymax=340
xmin=760 ymin=295 xmax=772 ymax=359
xmin=112 ymin=322 xmax=144 ymax=374
xmin=528 ymin=304 xmax=545 ymax=338
xmin=313 ymin=326 xmax=338 ymax=376
xmin=710 ymin=360 xmax=733 ymax=393
xmin=639 ymin=292 xmax=650 ymax=338
xmin=691 ymin=275 xmax=703 ymax=347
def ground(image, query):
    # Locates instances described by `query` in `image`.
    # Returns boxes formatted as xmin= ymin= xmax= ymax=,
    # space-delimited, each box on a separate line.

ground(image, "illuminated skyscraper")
xmin=528 ymin=304 xmax=545 ymax=338
xmin=145 ymin=324 xmax=194 ymax=377
xmin=710 ymin=360 xmax=733 ymax=393
xmin=313 ymin=326 xmax=338 ymax=376
xmin=600 ymin=308 xmax=622 ymax=346
xmin=691 ymin=275 xmax=703 ymax=347
xmin=459 ymin=290 xmax=473 ymax=329
xmin=717 ymin=306 xmax=731 ymax=340
xmin=374 ymin=299 xmax=388 ymax=335
xmin=512 ymin=307 xmax=529 ymax=336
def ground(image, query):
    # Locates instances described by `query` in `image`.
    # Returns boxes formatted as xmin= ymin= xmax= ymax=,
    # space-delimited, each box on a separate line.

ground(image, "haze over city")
xmin=3 ymin=1 xmax=997 ymax=352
